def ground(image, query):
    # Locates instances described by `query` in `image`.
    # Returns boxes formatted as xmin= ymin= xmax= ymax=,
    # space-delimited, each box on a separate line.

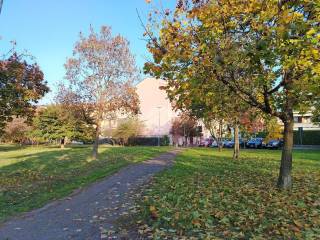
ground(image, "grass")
xmin=139 ymin=148 xmax=320 ymax=239
xmin=0 ymin=144 xmax=171 ymax=221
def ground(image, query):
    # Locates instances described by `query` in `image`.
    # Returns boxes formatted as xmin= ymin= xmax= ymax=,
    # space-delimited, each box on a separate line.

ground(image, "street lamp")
xmin=157 ymin=106 xmax=162 ymax=146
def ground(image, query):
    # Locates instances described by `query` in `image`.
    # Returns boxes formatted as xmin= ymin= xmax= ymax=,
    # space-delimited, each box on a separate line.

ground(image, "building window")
xmin=294 ymin=116 xmax=302 ymax=123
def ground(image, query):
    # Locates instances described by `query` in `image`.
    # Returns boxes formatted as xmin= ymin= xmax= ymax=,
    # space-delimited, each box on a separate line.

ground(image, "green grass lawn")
xmin=139 ymin=148 xmax=320 ymax=239
xmin=0 ymin=144 xmax=171 ymax=221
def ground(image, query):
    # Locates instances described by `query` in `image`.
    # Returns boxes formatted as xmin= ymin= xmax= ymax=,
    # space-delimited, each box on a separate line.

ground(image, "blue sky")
xmin=0 ymin=0 xmax=173 ymax=104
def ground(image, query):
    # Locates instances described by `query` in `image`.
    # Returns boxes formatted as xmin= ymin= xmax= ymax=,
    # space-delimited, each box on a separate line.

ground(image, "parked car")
xmin=220 ymin=139 xmax=229 ymax=147
xmin=225 ymin=139 xmax=245 ymax=148
xmin=246 ymin=138 xmax=264 ymax=148
xmin=71 ymin=140 xmax=84 ymax=145
xmin=266 ymin=139 xmax=284 ymax=149
xmin=199 ymin=138 xmax=213 ymax=147
xmin=224 ymin=139 xmax=234 ymax=148
xmin=210 ymin=140 xmax=218 ymax=147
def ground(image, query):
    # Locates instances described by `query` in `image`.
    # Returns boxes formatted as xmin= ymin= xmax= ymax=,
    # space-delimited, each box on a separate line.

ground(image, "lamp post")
xmin=157 ymin=106 xmax=161 ymax=146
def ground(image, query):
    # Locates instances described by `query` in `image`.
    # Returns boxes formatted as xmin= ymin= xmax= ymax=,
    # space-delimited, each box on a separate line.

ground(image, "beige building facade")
xmin=100 ymin=77 xmax=212 ymax=141
xmin=136 ymin=78 xmax=178 ymax=136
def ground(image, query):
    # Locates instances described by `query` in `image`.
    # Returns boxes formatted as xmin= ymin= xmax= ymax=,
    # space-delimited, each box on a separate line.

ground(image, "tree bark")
xmin=218 ymin=121 xmax=223 ymax=152
xmin=60 ymin=137 xmax=65 ymax=149
xmin=233 ymin=123 xmax=240 ymax=160
xmin=92 ymin=122 xmax=101 ymax=160
xmin=0 ymin=0 xmax=3 ymax=15
xmin=277 ymin=118 xmax=294 ymax=189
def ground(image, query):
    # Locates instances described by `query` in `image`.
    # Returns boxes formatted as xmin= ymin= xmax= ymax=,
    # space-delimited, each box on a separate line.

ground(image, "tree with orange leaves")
xmin=62 ymin=26 xmax=140 ymax=159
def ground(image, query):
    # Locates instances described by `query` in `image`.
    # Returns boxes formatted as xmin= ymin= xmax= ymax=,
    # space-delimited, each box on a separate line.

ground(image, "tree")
xmin=144 ymin=0 xmax=320 ymax=189
xmin=240 ymin=112 xmax=266 ymax=138
xmin=203 ymin=117 xmax=224 ymax=151
xmin=0 ymin=0 xmax=3 ymax=15
xmin=2 ymin=117 xmax=31 ymax=144
xmin=162 ymin=65 xmax=249 ymax=158
xmin=56 ymin=83 xmax=96 ymax=138
xmin=63 ymin=26 xmax=140 ymax=159
xmin=32 ymin=105 xmax=95 ymax=147
xmin=0 ymin=53 xmax=49 ymax=135
xmin=265 ymin=118 xmax=283 ymax=142
xmin=112 ymin=118 xmax=144 ymax=145
xmin=170 ymin=113 xmax=200 ymax=146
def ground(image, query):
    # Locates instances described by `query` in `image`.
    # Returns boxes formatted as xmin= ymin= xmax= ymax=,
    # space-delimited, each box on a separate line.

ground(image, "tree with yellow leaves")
xmin=144 ymin=0 xmax=320 ymax=189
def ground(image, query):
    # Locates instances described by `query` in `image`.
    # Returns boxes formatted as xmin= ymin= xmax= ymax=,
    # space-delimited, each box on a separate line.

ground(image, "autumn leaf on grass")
xmin=192 ymin=219 xmax=201 ymax=227
xmin=149 ymin=205 xmax=158 ymax=220
xmin=293 ymin=220 xmax=303 ymax=229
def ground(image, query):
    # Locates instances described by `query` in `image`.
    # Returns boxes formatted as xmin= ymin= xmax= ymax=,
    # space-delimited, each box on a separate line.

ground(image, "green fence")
xmin=127 ymin=135 xmax=170 ymax=146
xmin=293 ymin=130 xmax=320 ymax=145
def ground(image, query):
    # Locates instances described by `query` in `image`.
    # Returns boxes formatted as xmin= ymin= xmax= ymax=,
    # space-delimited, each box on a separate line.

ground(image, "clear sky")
xmin=0 ymin=0 xmax=173 ymax=104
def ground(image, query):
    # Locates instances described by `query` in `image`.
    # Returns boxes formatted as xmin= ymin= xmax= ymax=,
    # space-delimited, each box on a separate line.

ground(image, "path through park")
xmin=0 ymin=149 xmax=180 ymax=240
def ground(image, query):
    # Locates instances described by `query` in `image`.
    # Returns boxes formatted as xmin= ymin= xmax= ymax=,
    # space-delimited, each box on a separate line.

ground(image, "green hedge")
xmin=293 ymin=130 xmax=320 ymax=145
xmin=127 ymin=135 xmax=170 ymax=146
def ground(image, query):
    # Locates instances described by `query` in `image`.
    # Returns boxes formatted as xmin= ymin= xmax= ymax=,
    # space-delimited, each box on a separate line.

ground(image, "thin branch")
xmin=136 ymin=8 xmax=167 ymax=54
xmin=268 ymin=79 xmax=284 ymax=94
xmin=0 ymin=0 xmax=3 ymax=15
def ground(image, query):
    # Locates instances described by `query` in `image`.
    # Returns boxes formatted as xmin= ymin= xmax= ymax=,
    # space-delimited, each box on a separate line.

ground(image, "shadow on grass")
xmin=0 ymin=146 xmax=170 ymax=221
xmin=138 ymin=148 xmax=320 ymax=239
xmin=0 ymin=144 xmax=28 ymax=152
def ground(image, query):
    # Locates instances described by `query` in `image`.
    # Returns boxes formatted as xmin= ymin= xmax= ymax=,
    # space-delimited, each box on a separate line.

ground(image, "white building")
xmin=293 ymin=112 xmax=320 ymax=131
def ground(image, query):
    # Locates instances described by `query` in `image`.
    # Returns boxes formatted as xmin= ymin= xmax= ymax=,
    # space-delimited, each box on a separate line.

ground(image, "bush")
xmin=112 ymin=118 xmax=144 ymax=145
xmin=161 ymin=135 xmax=170 ymax=146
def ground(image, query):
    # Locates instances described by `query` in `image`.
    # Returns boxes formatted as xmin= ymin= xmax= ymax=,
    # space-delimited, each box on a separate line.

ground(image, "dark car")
xmin=223 ymin=139 xmax=233 ymax=148
xmin=266 ymin=139 xmax=284 ymax=149
xmin=246 ymin=138 xmax=264 ymax=148
xmin=221 ymin=139 xmax=231 ymax=148
xmin=224 ymin=139 xmax=245 ymax=148
xmin=210 ymin=140 xmax=219 ymax=148
xmin=199 ymin=138 xmax=213 ymax=147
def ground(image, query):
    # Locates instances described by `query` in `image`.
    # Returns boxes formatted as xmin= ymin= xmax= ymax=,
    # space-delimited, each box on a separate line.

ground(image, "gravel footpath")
xmin=0 ymin=149 xmax=181 ymax=240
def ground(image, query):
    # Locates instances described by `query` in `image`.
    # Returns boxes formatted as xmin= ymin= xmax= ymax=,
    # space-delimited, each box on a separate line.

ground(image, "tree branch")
xmin=268 ymin=79 xmax=285 ymax=94
xmin=0 ymin=0 xmax=3 ymax=15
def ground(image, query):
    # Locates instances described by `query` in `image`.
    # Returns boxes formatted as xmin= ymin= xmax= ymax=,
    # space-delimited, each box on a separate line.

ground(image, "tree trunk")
xmin=233 ymin=123 xmax=240 ymax=160
xmin=277 ymin=118 xmax=294 ymax=189
xmin=60 ymin=137 xmax=65 ymax=149
xmin=92 ymin=122 xmax=100 ymax=160
xmin=218 ymin=121 xmax=223 ymax=152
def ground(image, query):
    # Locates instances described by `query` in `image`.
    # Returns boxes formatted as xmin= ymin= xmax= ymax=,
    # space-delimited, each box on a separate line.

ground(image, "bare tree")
xmin=170 ymin=113 xmax=199 ymax=147
xmin=63 ymin=26 xmax=140 ymax=159
xmin=0 ymin=0 xmax=3 ymax=15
